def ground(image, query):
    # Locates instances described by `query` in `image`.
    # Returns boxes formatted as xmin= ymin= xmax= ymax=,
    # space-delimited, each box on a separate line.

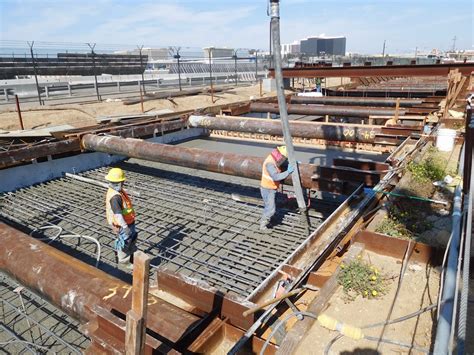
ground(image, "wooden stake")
xmin=125 ymin=251 xmax=151 ymax=355
xmin=14 ymin=95 xmax=24 ymax=130
xmin=394 ymin=98 xmax=400 ymax=122
xmin=139 ymin=84 xmax=144 ymax=113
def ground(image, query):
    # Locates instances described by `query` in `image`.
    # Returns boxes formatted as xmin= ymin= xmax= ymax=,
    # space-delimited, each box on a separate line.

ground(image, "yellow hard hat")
xmin=277 ymin=146 xmax=288 ymax=158
xmin=105 ymin=168 xmax=126 ymax=182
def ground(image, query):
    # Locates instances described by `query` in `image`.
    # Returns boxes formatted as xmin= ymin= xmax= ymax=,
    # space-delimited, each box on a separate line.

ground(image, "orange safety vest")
xmin=261 ymin=154 xmax=281 ymax=190
xmin=105 ymin=188 xmax=136 ymax=226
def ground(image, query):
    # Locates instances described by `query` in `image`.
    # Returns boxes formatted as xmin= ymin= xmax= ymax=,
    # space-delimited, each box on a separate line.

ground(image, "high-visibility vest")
xmin=261 ymin=155 xmax=281 ymax=190
xmin=105 ymin=188 xmax=136 ymax=226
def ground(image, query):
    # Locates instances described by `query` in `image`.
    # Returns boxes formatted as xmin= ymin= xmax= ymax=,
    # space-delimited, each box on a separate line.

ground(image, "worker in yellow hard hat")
xmin=259 ymin=146 xmax=295 ymax=232
xmin=105 ymin=167 xmax=137 ymax=264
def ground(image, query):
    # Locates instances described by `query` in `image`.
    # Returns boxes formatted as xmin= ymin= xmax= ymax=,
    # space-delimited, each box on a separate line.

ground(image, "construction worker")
xmin=260 ymin=146 xmax=295 ymax=232
xmin=105 ymin=168 xmax=138 ymax=264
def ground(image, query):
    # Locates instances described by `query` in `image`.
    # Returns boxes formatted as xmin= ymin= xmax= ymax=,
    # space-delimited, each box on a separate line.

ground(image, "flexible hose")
xmin=60 ymin=234 xmax=102 ymax=267
xmin=260 ymin=305 xmax=435 ymax=355
xmin=30 ymin=225 xmax=101 ymax=267
xmin=324 ymin=303 xmax=438 ymax=355
xmin=259 ymin=311 xmax=317 ymax=355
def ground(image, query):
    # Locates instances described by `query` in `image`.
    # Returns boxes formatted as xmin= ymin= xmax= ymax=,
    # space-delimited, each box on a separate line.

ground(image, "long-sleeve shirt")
xmin=265 ymin=162 xmax=290 ymax=182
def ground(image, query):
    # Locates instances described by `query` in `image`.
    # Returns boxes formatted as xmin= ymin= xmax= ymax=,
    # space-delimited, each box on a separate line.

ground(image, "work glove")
xmin=287 ymin=165 xmax=295 ymax=174
xmin=122 ymin=226 xmax=132 ymax=238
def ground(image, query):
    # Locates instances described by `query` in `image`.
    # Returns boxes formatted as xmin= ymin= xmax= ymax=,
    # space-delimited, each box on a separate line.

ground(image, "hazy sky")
xmin=0 ymin=0 xmax=472 ymax=54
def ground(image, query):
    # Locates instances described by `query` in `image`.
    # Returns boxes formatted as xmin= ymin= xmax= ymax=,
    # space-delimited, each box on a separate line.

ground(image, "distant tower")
xmin=452 ymin=36 xmax=457 ymax=52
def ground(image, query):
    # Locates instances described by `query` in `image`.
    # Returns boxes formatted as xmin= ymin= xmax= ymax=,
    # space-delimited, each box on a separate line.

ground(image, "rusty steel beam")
xmin=0 ymin=139 xmax=81 ymax=169
xmin=0 ymin=120 xmax=186 ymax=169
xmin=269 ymin=63 xmax=474 ymax=78
xmin=249 ymin=102 xmax=406 ymax=117
xmin=81 ymin=134 xmax=323 ymax=190
xmin=0 ymin=222 xmax=203 ymax=350
xmin=189 ymin=115 xmax=381 ymax=143
xmin=290 ymin=96 xmax=424 ymax=107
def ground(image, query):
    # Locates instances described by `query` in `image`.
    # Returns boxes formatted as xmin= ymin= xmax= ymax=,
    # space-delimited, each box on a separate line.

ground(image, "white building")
xmin=281 ymin=41 xmax=301 ymax=56
xmin=203 ymin=47 xmax=234 ymax=63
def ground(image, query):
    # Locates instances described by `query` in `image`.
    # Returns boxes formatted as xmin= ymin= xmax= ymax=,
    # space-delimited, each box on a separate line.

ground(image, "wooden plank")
xmin=394 ymin=98 xmax=400 ymax=121
xmin=276 ymin=243 xmax=365 ymax=355
xmin=126 ymin=251 xmax=151 ymax=355
xmin=449 ymin=75 xmax=467 ymax=109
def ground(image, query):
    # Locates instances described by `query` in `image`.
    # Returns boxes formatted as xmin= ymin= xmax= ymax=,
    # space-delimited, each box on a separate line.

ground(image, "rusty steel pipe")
xmin=249 ymin=102 xmax=406 ymax=118
xmin=189 ymin=115 xmax=380 ymax=143
xmin=0 ymin=222 xmax=201 ymax=347
xmin=81 ymin=134 xmax=318 ymax=189
xmin=290 ymin=96 xmax=423 ymax=107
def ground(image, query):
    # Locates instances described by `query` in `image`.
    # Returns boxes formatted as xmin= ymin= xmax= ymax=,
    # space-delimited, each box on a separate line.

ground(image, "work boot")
xmin=259 ymin=220 xmax=272 ymax=234
xmin=116 ymin=250 xmax=130 ymax=264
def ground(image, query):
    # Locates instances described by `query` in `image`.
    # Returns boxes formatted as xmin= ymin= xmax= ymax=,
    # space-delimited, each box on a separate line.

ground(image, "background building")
xmin=203 ymin=47 xmax=234 ymax=63
xmin=282 ymin=41 xmax=301 ymax=56
xmin=300 ymin=36 xmax=346 ymax=56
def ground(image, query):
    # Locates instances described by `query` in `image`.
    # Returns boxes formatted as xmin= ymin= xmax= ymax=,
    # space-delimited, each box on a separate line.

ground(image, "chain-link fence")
xmin=0 ymin=40 xmax=271 ymax=106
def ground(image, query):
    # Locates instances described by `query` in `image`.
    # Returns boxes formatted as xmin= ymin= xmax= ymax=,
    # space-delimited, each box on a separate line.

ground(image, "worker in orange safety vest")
xmin=105 ymin=167 xmax=138 ymax=264
xmin=260 ymin=146 xmax=295 ymax=232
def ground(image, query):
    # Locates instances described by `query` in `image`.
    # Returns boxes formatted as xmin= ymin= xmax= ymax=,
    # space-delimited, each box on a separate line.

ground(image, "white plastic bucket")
xmin=436 ymin=128 xmax=456 ymax=152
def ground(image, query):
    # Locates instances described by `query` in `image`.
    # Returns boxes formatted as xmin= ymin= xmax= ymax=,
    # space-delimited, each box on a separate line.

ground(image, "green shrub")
xmin=375 ymin=215 xmax=413 ymax=239
xmin=408 ymin=147 xmax=448 ymax=183
xmin=338 ymin=257 xmax=389 ymax=301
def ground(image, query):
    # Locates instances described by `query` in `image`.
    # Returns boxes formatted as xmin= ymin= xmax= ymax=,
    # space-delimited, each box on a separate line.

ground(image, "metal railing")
xmin=434 ymin=101 xmax=473 ymax=354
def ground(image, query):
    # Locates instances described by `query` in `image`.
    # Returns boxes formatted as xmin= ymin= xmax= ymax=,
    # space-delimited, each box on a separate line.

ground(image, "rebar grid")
xmin=0 ymin=161 xmax=325 ymax=297
xmin=0 ymin=272 xmax=89 ymax=354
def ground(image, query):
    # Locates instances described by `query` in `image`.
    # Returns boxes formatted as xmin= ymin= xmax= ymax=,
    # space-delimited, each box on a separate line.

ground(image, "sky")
xmin=0 ymin=0 xmax=472 ymax=54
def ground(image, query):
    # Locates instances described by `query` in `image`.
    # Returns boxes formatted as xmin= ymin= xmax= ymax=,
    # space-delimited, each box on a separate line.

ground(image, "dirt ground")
xmin=0 ymin=84 xmax=274 ymax=131
xmin=295 ymin=251 xmax=440 ymax=354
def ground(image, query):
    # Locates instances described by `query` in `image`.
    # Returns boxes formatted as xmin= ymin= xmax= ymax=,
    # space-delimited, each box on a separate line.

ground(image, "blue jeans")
xmin=260 ymin=187 xmax=276 ymax=225
xmin=116 ymin=223 xmax=138 ymax=253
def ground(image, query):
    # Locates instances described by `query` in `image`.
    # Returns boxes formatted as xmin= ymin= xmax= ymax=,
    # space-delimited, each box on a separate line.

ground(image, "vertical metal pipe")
xmin=177 ymin=54 xmax=182 ymax=91
xmin=234 ymin=51 xmax=238 ymax=85
xmin=28 ymin=41 xmax=42 ymax=106
xmin=457 ymin=118 xmax=474 ymax=354
xmin=255 ymin=50 xmax=258 ymax=83
xmin=138 ymin=45 xmax=146 ymax=95
xmin=433 ymin=185 xmax=463 ymax=354
xmin=208 ymin=49 xmax=214 ymax=103
xmin=463 ymin=105 xmax=472 ymax=194
xmin=139 ymin=84 xmax=144 ymax=113
xmin=14 ymin=95 xmax=24 ymax=130
xmin=87 ymin=43 xmax=100 ymax=102
xmin=270 ymin=0 xmax=306 ymax=211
